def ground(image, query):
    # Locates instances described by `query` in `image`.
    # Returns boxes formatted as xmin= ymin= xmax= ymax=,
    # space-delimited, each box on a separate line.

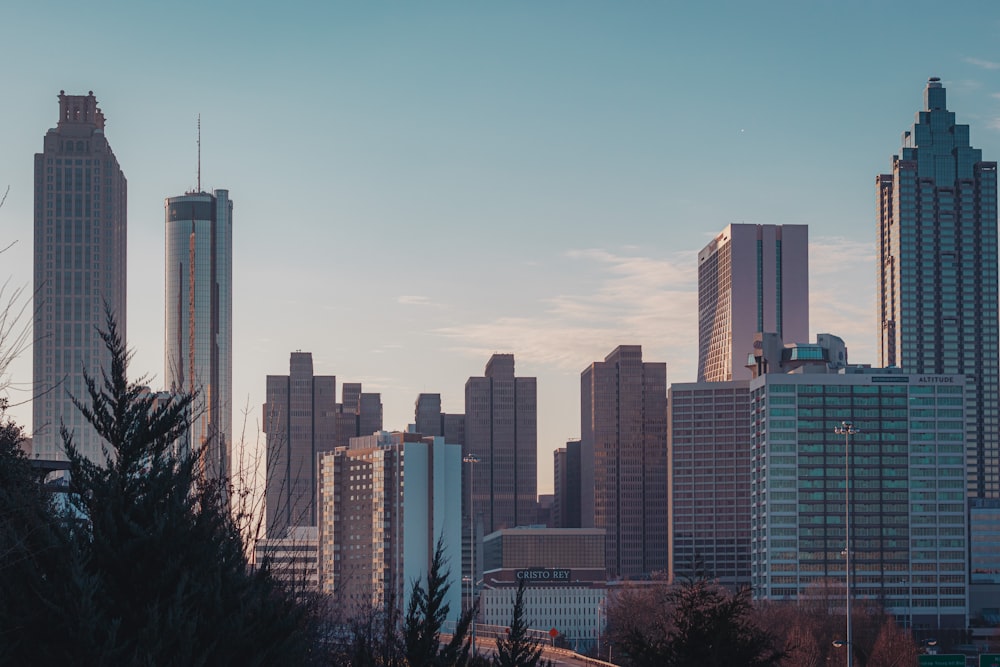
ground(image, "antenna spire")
xmin=197 ymin=114 xmax=201 ymax=193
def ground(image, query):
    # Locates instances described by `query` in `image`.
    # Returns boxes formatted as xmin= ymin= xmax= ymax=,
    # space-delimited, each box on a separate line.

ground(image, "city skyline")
xmin=4 ymin=5 xmax=1000 ymax=493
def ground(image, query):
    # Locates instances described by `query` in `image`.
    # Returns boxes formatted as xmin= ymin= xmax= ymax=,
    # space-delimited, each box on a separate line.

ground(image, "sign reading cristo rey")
xmin=515 ymin=568 xmax=571 ymax=581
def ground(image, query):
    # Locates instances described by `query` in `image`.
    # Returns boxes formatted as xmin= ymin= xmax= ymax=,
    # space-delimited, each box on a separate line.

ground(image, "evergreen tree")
xmin=59 ymin=313 xmax=320 ymax=665
xmin=611 ymin=577 xmax=785 ymax=667
xmin=402 ymin=536 xmax=475 ymax=666
xmin=0 ymin=400 xmax=77 ymax=665
xmin=492 ymin=578 xmax=547 ymax=667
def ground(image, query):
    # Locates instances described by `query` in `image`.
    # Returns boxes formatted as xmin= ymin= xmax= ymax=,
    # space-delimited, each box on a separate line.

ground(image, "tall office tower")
xmin=465 ymin=354 xmax=538 ymax=534
xmin=318 ymin=432 xmax=462 ymax=618
xmin=164 ymin=189 xmax=232 ymax=481
xmin=329 ymin=382 xmax=382 ymax=447
xmin=33 ymin=91 xmax=127 ymax=462
xmin=749 ymin=367 xmax=969 ymax=630
xmin=877 ymin=77 xmax=999 ymax=498
xmin=415 ymin=393 xmax=443 ymax=436
xmin=264 ymin=352 xmax=338 ymax=536
xmin=358 ymin=393 xmax=383 ymax=437
xmin=697 ymin=224 xmax=809 ymax=382
xmin=553 ymin=439 xmax=582 ymax=529
xmin=668 ymin=380 xmax=750 ymax=586
xmin=581 ymin=345 xmax=668 ymax=579
xmin=414 ymin=392 xmax=466 ymax=444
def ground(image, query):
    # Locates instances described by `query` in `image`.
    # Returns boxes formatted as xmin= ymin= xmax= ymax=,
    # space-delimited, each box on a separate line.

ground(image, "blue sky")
xmin=3 ymin=2 xmax=1000 ymax=492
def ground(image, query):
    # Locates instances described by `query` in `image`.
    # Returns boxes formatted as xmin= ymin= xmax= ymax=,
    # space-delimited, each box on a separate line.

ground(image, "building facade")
xmin=668 ymin=380 xmax=751 ymax=586
xmin=697 ymin=224 xmax=809 ymax=383
xmin=465 ymin=354 xmax=537 ymax=539
xmin=414 ymin=392 xmax=466 ymax=444
xmin=553 ymin=440 xmax=582 ymax=529
xmin=480 ymin=527 xmax=607 ymax=652
xmin=254 ymin=526 xmax=319 ymax=592
xmin=750 ymin=371 xmax=969 ymax=630
xmin=877 ymin=77 xmax=999 ymax=499
xmin=33 ymin=91 xmax=127 ymax=462
xmin=164 ymin=189 xmax=232 ymax=481
xmin=318 ymin=433 xmax=463 ymax=620
xmin=581 ymin=345 xmax=668 ymax=579
xmin=264 ymin=352 xmax=338 ymax=536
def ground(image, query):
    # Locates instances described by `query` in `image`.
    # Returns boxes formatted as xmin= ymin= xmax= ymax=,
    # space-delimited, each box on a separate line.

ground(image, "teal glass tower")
xmin=165 ymin=189 xmax=232 ymax=482
xmin=877 ymin=77 xmax=999 ymax=498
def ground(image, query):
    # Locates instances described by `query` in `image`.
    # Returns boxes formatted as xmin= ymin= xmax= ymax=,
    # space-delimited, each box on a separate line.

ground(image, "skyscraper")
xmin=33 ymin=91 xmax=127 ymax=462
xmin=465 ymin=353 xmax=537 ymax=542
xmin=164 ymin=189 xmax=232 ymax=481
xmin=264 ymin=352 xmax=338 ymax=536
xmin=749 ymin=368 xmax=969 ymax=630
xmin=668 ymin=380 xmax=750 ymax=586
xmin=697 ymin=224 xmax=809 ymax=382
xmin=877 ymin=77 xmax=999 ymax=498
xmin=414 ymin=392 xmax=465 ymax=444
xmin=581 ymin=345 xmax=668 ymax=579
xmin=318 ymin=432 xmax=462 ymax=618
xmin=553 ymin=440 xmax=582 ymax=529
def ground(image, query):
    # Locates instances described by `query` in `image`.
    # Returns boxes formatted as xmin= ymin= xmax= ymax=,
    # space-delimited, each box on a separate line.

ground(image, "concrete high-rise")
xmin=414 ymin=392 xmax=465 ymax=444
xmin=581 ymin=345 xmax=668 ymax=579
xmin=553 ymin=440 xmax=582 ymax=529
xmin=668 ymin=380 xmax=751 ymax=586
xmin=697 ymin=224 xmax=809 ymax=383
xmin=33 ymin=91 xmax=127 ymax=462
xmin=877 ymin=77 xmax=999 ymax=498
xmin=318 ymin=432 xmax=462 ymax=618
xmin=164 ymin=190 xmax=232 ymax=481
xmin=465 ymin=354 xmax=537 ymax=535
xmin=264 ymin=352 xmax=338 ymax=536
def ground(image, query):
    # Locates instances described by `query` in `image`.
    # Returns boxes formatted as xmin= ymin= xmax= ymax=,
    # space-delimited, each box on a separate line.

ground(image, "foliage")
xmin=609 ymin=577 xmax=785 ymax=667
xmin=0 ymin=400 xmax=77 ymax=664
xmin=0 ymin=313 xmax=322 ymax=665
xmin=492 ymin=579 xmax=548 ymax=667
xmin=757 ymin=579 xmax=920 ymax=667
xmin=402 ymin=536 xmax=475 ymax=666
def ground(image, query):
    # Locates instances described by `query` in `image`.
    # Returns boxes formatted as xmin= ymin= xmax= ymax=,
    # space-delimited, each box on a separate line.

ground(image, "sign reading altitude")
xmin=515 ymin=569 xmax=571 ymax=581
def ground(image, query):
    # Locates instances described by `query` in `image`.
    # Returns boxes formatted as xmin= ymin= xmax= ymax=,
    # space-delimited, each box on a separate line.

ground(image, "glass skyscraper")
xmin=33 ymin=92 xmax=127 ymax=462
xmin=581 ymin=345 xmax=668 ymax=579
xmin=697 ymin=224 xmax=809 ymax=383
xmin=877 ymin=77 xmax=999 ymax=498
xmin=750 ymin=372 xmax=969 ymax=630
xmin=165 ymin=189 xmax=232 ymax=482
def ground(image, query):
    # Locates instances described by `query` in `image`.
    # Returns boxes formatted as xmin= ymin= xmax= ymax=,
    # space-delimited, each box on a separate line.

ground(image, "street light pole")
xmin=834 ymin=421 xmax=859 ymax=667
xmin=463 ymin=453 xmax=480 ymax=655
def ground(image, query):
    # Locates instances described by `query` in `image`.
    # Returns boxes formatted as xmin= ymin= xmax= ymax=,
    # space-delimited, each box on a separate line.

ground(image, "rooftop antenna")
xmin=197 ymin=114 xmax=201 ymax=193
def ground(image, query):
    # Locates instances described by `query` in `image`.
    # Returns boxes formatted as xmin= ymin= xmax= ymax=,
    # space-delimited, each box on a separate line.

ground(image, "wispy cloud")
xmin=965 ymin=57 xmax=1000 ymax=70
xmin=397 ymin=295 xmax=443 ymax=308
xmin=437 ymin=248 xmax=698 ymax=375
xmin=434 ymin=236 xmax=880 ymax=380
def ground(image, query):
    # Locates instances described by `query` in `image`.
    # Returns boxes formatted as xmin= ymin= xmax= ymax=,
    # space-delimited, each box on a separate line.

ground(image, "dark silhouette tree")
xmin=610 ymin=577 xmax=785 ymax=667
xmin=492 ymin=578 xmax=548 ymax=667
xmin=0 ymin=401 xmax=78 ymax=665
xmin=402 ymin=536 xmax=475 ymax=666
xmin=57 ymin=313 xmax=320 ymax=665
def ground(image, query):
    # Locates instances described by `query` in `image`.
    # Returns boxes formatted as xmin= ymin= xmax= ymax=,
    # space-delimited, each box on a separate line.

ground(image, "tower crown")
xmin=57 ymin=90 xmax=105 ymax=129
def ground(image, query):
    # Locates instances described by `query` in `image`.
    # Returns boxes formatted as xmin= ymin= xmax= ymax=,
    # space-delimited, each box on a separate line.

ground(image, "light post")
xmin=463 ymin=453 xmax=480 ymax=654
xmin=834 ymin=421 xmax=859 ymax=667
